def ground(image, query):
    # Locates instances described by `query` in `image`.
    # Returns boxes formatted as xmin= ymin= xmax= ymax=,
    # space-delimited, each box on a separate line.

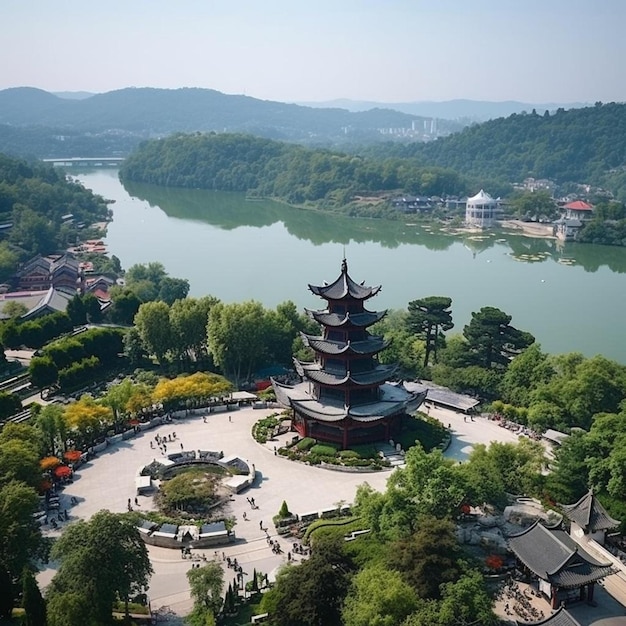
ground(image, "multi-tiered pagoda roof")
xmin=272 ymin=259 xmax=423 ymax=447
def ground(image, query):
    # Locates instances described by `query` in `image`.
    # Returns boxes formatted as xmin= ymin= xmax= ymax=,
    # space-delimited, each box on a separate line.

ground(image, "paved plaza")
xmin=36 ymin=403 xmax=623 ymax=624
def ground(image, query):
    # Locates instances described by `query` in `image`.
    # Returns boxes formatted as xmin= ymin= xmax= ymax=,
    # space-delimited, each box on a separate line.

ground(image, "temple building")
xmin=562 ymin=490 xmax=620 ymax=546
xmin=272 ymin=259 xmax=424 ymax=447
xmin=507 ymin=521 xmax=616 ymax=609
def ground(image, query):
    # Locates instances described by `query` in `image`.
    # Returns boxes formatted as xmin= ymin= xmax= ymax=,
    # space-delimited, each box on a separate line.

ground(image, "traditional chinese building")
xmin=272 ymin=259 xmax=424 ymax=447
xmin=507 ymin=521 xmax=616 ymax=609
xmin=562 ymin=490 xmax=620 ymax=546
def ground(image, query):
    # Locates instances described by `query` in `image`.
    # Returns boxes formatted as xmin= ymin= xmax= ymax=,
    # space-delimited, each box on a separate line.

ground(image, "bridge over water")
xmin=43 ymin=157 xmax=125 ymax=167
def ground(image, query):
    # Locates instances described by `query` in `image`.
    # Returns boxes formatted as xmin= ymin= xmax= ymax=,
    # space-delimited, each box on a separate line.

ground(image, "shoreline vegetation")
xmin=119 ymin=132 xmax=626 ymax=247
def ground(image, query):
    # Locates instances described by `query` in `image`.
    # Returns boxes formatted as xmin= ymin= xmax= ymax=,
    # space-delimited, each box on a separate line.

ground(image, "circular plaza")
xmin=37 ymin=402 xmax=522 ymax=620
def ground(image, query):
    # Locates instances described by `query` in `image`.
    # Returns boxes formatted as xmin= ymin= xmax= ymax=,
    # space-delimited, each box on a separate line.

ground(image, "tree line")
xmin=119 ymin=132 xmax=469 ymax=208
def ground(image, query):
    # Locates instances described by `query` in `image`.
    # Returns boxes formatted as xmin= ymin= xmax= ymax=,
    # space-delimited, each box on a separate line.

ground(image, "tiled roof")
xmin=507 ymin=522 xmax=616 ymax=589
xmin=403 ymin=381 xmax=480 ymax=412
xmin=306 ymin=309 xmax=386 ymax=328
xmin=562 ymin=490 xmax=620 ymax=532
xmin=303 ymin=334 xmax=389 ymax=356
xmin=298 ymin=363 xmax=396 ymax=387
xmin=272 ymin=379 xmax=421 ymax=423
xmin=515 ymin=606 xmax=581 ymax=626
xmin=309 ymin=259 xmax=381 ymax=301
xmin=563 ymin=200 xmax=593 ymax=211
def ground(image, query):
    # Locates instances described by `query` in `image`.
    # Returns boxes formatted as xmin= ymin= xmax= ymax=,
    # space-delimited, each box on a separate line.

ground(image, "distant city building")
xmin=465 ymin=189 xmax=498 ymax=228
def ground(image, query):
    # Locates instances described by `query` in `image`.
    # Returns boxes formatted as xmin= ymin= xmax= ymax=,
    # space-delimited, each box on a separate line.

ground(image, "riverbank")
xmin=499 ymin=219 xmax=555 ymax=239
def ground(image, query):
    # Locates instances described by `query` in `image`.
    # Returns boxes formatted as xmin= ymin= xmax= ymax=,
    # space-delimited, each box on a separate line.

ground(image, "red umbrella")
xmin=53 ymin=465 xmax=72 ymax=479
xmin=129 ymin=419 xmax=140 ymax=426
xmin=63 ymin=450 xmax=82 ymax=463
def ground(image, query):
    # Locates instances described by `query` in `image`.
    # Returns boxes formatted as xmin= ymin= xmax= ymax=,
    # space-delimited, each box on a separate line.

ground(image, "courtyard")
xmin=35 ymin=403 xmax=625 ymax=624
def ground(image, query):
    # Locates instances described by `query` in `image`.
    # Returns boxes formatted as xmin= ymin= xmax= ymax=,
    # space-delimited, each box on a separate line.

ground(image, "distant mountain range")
xmin=297 ymin=98 xmax=592 ymax=122
xmin=0 ymin=87 xmax=461 ymax=143
xmin=0 ymin=86 xmax=608 ymax=164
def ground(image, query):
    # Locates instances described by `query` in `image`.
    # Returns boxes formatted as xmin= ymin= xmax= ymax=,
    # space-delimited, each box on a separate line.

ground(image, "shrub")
xmin=338 ymin=450 xmax=359 ymax=459
xmin=295 ymin=437 xmax=316 ymax=451
xmin=278 ymin=500 xmax=290 ymax=518
xmin=310 ymin=443 xmax=339 ymax=457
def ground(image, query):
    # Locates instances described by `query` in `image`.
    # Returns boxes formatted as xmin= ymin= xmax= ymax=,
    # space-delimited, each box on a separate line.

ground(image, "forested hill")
xmin=119 ymin=133 xmax=468 ymax=206
xmin=0 ymin=87 xmax=460 ymax=144
xmin=0 ymin=154 xmax=110 ymax=279
xmin=377 ymin=102 xmax=626 ymax=198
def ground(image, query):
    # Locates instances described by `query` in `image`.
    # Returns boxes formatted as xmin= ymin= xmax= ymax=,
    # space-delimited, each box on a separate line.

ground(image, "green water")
xmin=78 ymin=169 xmax=626 ymax=363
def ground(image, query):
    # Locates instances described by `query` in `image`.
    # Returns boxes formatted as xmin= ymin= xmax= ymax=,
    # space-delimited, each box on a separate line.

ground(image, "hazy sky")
xmin=3 ymin=0 xmax=625 ymax=104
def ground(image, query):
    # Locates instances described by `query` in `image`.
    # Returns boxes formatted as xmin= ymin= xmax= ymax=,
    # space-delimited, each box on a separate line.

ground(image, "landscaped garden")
xmin=252 ymin=411 xmax=448 ymax=470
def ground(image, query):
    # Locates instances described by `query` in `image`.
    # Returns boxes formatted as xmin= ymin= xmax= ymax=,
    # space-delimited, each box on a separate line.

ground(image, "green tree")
xmin=35 ymin=404 xmax=66 ymax=456
xmin=45 ymin=591 xmax=91 ymax=626
xmin=0 ymin=439 xmax=41 ymax=488
xmin=463 ymin=306 xmax=534 ymax=368
xmin=134 ymin=300 xmax=173 ymax=364
xmin=48 ymin=510 xmax=152 ymax=624
xmin=510 ymin=189 xmax=557 ymax=219
xmin=123 ymin=327 xmax=148 ymax=366
xmin=102 ymin=378 xmax=134 ymax=431
xmin=158 ymin=276 xmax=190 ymax=305
xmin=342 ymin=562 xmax=418 ymax=626
xmin=207 ymin=300 xmax=268 ymax=385
xmin=0 ymin=481 xmax=47 ymax=601
xmin=499 ymin=344 xmax=554 ymax=406
xmin=29 ymin=356 xmax=59 ymax=390
xmin=82 ymin=293 xmax=102 ymax=323
xmin=22 ymin=568 xmax=47 ymax=626
xmin=66 ymin=294 xmax=87 ymax=326
xmin=261 ymin=535 xmax=350 ymax=626
xmin=108 ymin=288 xmax=142 ymax=325
xmin=406 ymin=296 xmax=454 ymax=367
xmin=169 ymin=296 xmax=218 ymax=362
xmin=186 ymin=562 xmax=224 ymax=618
xmin=0 ymin=391 xmax=22 ymax=420
xmin=391 ymin=517 xmax=462 ymax=599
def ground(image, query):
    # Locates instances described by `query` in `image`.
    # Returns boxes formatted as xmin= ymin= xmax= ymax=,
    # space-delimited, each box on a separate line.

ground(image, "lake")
xmin=77 ymin=169 xmax=626 ymax=363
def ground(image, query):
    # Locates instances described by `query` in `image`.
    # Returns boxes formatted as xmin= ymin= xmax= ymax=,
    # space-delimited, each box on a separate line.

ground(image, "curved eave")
xmin=291 ymin=400 xmax=405 ymax=424
xmin=308 ymin=272 xmax=381 ymax=301
xmin=302 ymin=333 xmax=389 ymax=356
xmin=300 ymin=364 xmax=397 ymax=386
xmin=305 ymin=308 xmax=387 ymax=328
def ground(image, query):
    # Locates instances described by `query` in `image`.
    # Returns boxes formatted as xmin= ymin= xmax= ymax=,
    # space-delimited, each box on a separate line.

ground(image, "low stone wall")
xmin=140 ymin=531 xmax=235 ymax=549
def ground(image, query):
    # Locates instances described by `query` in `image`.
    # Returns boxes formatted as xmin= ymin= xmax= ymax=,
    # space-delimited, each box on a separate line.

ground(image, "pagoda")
xmin=272 ymin=259 xmax=424 ymax=448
